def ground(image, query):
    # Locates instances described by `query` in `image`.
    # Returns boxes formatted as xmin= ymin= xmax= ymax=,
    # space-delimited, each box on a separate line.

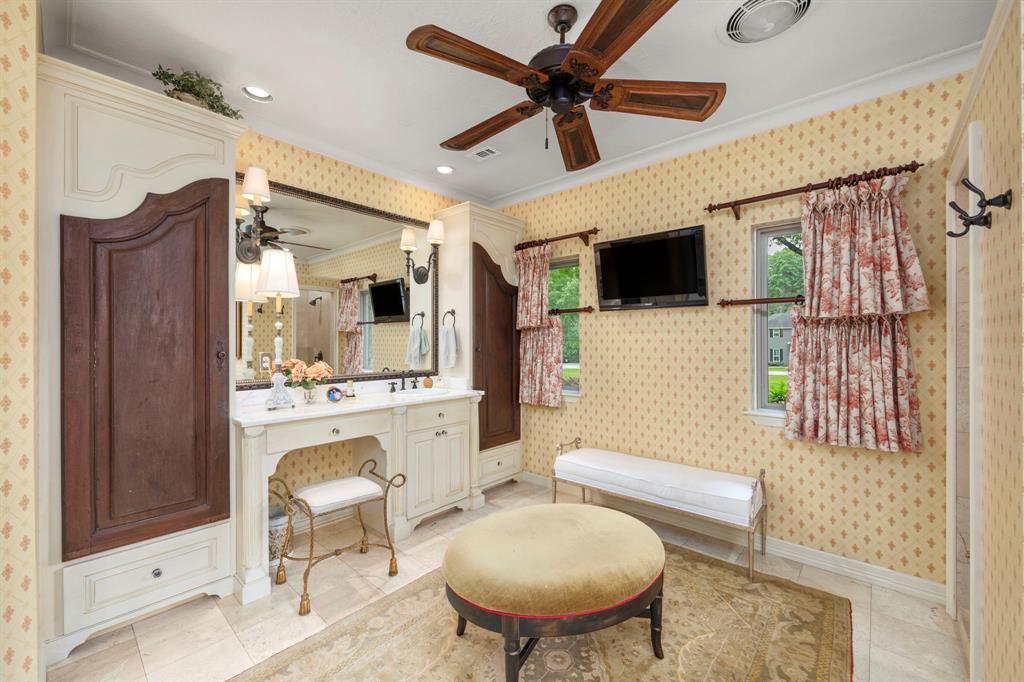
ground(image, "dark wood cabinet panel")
xmin=472 ymin=243 xmax=520 ymax=450
xmin=61 ymin=178 xmax=230 ymax=561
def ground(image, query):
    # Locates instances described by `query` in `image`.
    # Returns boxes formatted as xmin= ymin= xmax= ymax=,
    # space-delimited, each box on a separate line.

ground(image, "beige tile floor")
xmin=48 ymin=480 xmax=968 ymax=682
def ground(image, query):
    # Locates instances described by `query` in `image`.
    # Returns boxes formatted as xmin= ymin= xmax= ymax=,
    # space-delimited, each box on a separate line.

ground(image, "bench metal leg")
xmin=761 ymin=508 xmax=768 ymax=556
xmin=747 ymin=529 xmax=755 ymax=581
xmin=650 ymin=587 xmax=664 ymax=659
xmin=456 ymin=614 xmax=467 ymax=636
xmin=552 ymin=478 xmax=558 ymax=503
xmin=502 ymin=616 xmax=520 ymax=682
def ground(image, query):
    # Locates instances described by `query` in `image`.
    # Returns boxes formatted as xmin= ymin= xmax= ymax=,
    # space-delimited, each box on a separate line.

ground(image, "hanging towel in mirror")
xmin=406 ymin=324 xmax=431 ymax=368
xmin=440 ymin=326 xmax=459 ymax=369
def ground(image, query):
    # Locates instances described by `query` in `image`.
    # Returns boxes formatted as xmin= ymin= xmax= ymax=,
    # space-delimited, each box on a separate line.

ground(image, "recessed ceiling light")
xmin=241 ymin=85 xmax=273 ymax=102
xmin=435 ymin=165 xmax=455 ymax=175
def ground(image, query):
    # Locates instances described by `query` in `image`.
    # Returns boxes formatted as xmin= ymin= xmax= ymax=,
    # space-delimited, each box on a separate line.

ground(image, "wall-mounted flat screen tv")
xmin=369 ymin=277 xmax=409 ymax=323
xmin=594 ymin=225 xmax=708 ymax=310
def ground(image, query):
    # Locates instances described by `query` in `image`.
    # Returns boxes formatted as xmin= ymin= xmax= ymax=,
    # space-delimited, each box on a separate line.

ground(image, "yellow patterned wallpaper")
xmin=504 ymin=74 xmax=966 ymax=582
xmin=236 ymin=131 xmax=457 ymax=493
xmin=0 ymin=1 xmax=38 ymax=679
xmin=953 ymin=5 xmax=1023 ymax=679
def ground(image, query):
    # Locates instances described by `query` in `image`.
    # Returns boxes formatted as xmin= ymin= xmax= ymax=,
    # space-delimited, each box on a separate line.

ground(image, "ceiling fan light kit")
xmin=407 ymin=0 xmax=727 ymax=172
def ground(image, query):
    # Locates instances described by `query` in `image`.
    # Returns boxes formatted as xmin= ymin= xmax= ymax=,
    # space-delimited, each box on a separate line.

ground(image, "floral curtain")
xmin=336 ymin=282 xmax=359 ymax=332
xmin=515 ymin=244 xmax=561 ymax=407
xmin=341 ymin=331 xmax=363 ymax=375
xmin=515 ymin=245 xmax=551 ymax=330
xmin=785 ymin=176 xmax=928 ymax=453
xmin=520 ymin=315 xmax=563 ymax=408
xmin=337 ymin=282 xmax=362 ymax=374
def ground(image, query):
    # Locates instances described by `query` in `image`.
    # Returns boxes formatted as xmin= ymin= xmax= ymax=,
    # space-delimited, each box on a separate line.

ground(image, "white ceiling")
xmin=251 ymin=191 xmax=405 ymax=263
xmin=42 ymin=1 xmax=993 ymax=206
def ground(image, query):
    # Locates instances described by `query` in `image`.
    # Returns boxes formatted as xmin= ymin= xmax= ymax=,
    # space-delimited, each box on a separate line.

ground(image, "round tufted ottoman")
xmin=442 ymin=504 xmax=666 ymax=681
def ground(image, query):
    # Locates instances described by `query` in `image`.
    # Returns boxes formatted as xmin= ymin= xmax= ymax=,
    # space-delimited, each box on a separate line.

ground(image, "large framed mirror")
xmin=234 ymin=175 xmax=438 ymax=390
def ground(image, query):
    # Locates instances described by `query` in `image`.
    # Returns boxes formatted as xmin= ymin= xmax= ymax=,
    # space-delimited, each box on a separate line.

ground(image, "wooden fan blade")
xmin=590 ymin=79 xmax=726 ymax=121
xmin=442 ymin=101 xmax=543 ymax=151
xmin=277 ymin=239 xmax=330 ymax=251
xmin=554 ymin=107 xmax=600 ymax=171
xmin=407 ymin=25 xmax=548 ymax=88
xmin=561 ymin=0 xmax=677 ymax=80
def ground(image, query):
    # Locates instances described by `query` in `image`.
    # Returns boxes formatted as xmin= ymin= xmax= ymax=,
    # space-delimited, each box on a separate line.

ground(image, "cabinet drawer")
xmin=480 ymin=451 xmax=522 ymax=485
xmin=406 ymin=400 xmax=470 ymax=432
xmin=63 ymin=522 xmax=231 ymax=631
xmin=265 ymin=411 xmax=391 ymax=453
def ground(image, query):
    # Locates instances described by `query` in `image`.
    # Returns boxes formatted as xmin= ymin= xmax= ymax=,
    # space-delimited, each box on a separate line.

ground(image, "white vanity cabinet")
xmin=405 ymin=403 xmax=471 ymax=520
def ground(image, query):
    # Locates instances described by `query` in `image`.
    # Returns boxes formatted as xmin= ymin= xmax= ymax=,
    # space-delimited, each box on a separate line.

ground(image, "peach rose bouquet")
xmin=282 ymin=358 xmax=334 ymax=390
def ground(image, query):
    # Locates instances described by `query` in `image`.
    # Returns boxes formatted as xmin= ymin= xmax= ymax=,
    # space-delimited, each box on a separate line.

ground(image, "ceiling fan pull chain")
xmin=545 ymin=108 xmax=549 ymax=150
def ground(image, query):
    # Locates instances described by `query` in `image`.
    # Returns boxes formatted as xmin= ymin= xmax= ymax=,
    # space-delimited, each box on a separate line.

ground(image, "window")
xmin=548 ymin=257 xmax=580 ymax=394
xmin=753 ymin=224 xmax=804 ymax=411
xmin=359 ymin=290 xmax=373 ymax=372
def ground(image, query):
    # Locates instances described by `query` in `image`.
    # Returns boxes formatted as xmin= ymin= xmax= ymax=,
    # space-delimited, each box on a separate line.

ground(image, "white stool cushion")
xmin=555 ymin=448 xmax=762 ymax=527
xmin=294 ymin=476 xmax=383 ymax=515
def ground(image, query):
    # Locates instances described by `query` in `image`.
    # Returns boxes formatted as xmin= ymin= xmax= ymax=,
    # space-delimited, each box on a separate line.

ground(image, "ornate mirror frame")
xmin=234 ymin=173 xmax=439 ymax=391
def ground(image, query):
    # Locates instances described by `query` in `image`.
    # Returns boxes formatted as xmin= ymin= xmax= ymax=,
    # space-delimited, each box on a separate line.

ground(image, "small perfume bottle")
xmin=344 ymin=379 xmax=356 ymax=398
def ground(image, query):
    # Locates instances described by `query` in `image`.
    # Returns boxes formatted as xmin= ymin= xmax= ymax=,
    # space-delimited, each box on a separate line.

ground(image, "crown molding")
xmin=490 ymin=41 xmax=981 ymax=208
xmin=301 ymin=228 xmax=404 ymax=266
xmin=946 ymin=0 xmax=1014 ymax=155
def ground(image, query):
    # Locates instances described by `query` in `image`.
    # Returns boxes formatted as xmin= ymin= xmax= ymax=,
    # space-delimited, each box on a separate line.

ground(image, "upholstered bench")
xmin=443 ymin=504 xmax=665 ymax=682
xmin=553 ymin=440 xmax=767 ymax=580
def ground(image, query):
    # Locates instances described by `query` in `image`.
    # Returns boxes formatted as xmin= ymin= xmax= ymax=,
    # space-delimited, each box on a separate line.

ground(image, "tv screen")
xmin=369 ymin=278 xmax=409 ymax=322
xmin=594 ymin=226 xmax=708 ymax=310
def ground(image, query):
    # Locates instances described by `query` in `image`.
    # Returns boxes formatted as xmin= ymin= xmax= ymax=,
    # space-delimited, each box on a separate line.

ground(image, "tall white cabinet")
xmin=36 ymin=56 xmax=245 ymax=664
xmin=434 ymin=203 xmax=525 ymax=489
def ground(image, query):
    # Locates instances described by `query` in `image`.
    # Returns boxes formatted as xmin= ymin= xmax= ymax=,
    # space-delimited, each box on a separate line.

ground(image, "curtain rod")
xmin=549 ymin=306 xmax=594 ymax=315
xmin=516 ymin=228 xmax=599 ymax=251
xmin=339 ymin=273 xmax=378 ymax=285
xmin=718 ymin=295 xmax=805 ymax=307
xmin=706 ymin=161 xmax=924 ymax=220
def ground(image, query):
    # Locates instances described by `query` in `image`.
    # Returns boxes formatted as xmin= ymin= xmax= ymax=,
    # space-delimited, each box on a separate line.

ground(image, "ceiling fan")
xmin=235 ymin=208 xmax=330 ymax=264
xmin=407 ymin=0 xmax=726 ymax=172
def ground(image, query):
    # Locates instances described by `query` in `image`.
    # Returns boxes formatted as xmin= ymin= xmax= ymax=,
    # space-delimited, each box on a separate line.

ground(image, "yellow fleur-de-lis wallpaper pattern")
xmin=0 ymin=1 xmax=38 ymax=680
xmin=503 ymin=72 xmax=968 ymax=584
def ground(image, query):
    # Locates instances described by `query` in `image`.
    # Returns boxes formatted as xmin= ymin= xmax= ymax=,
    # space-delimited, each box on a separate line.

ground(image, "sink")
xmin=392 ymin=388 xmax=451 ymax=398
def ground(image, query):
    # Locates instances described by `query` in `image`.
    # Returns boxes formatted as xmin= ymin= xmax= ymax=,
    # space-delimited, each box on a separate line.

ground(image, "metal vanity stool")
xmin=269 ymin=460 xmax=406 ymax=615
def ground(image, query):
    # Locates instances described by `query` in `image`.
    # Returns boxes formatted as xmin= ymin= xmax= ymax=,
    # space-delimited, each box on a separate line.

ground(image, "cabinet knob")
xmin=435 ymin=431 xmax=441 ymax=437
xmin=497 ymin=460 xmax=502 ymax=466
xmin=441 ymin=429 xmax=448 ymax=436
xmin=438 ymin=412 xmax=445 ymax=418
xmin=331 ymin=427 xmax=341 ymax=435
xmin=216 ymin=350 xmax=226 ymax=360
xmin=152 ymin=568 xmax=163 ymax=579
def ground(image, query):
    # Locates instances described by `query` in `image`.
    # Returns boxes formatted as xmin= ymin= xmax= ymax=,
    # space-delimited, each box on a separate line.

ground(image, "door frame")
xmin=944 ymin=119 xmax=983 ymax=676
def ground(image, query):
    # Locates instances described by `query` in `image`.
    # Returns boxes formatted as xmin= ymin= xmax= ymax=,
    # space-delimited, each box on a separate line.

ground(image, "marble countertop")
xmin=232 ymin=387 xmax=483 ymax=428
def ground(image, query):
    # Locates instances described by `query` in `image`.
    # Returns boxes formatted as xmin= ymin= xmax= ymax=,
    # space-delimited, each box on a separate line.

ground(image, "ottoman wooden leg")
xmin=502 ymin=616 xmax=520 ymax=682
xmin=650 ymin=588 xmax=664 ymax=659
xmin=456 ymin=615 xmax=467 ymax=637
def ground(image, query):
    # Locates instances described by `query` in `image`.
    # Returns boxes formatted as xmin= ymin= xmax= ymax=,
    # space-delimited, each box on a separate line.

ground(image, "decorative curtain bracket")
xmin=947 ymin=178 xmax=1012 ymax=238
xmin=340 ymin=273 xmax=378 ymax=285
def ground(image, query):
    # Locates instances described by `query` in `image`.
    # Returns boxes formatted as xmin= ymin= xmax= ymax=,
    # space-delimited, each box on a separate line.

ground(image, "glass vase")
xmin=302 ymin=387 xmax=317 ymax=404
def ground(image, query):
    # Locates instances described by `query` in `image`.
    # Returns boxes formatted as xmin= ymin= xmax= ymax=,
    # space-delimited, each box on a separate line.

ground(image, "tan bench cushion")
xmin=442 ymin=504 xmax=664 ymax=618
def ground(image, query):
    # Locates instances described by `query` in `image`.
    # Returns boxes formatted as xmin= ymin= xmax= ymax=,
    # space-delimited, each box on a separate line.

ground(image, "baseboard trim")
xmin=525 ymin=472 xmax=945 ymax=604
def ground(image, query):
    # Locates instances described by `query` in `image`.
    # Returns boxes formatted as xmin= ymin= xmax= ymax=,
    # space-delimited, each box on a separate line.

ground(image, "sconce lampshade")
xmin=235 ymin=204 xmax=251 ymax=219
xmin=427 ymin=219 xmax=445 ymax=245
xmin=241 ymin=166 xmax=271 ymax=204
xmin=234 ymin=261 xmax=267 ymax=303
xmin=400 ymin=227 xmax=418 ymax=253
xmin=255 ymin=248 xmax=300 ymax=299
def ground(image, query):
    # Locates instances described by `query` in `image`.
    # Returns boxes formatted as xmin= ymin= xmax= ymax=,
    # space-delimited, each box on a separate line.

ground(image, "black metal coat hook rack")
xmin=948 ymin=178 xmax=1012 ymax=238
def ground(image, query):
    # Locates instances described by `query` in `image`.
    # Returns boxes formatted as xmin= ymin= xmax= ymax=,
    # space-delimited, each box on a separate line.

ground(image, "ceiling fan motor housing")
xmin=527 ymin=43 xmax=592 ymax=114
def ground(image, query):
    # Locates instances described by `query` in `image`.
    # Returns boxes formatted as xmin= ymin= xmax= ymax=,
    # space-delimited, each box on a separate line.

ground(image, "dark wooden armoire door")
xmin=472 ymin=243 xmax=520 ymax=450
xmin=61 ymin=178 xmax=230 ymax=561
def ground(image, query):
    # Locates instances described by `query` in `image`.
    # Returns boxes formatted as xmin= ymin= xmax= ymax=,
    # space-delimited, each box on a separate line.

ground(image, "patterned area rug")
xmin=231 ymin=544 xmax=852 ymax=681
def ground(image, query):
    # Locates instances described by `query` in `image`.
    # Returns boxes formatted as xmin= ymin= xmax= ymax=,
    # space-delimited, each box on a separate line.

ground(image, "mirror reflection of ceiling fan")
xmin=407 ymin=0 xmax=726 ymax=172
xmin=235 ymin=206 xmax=331 ymax=264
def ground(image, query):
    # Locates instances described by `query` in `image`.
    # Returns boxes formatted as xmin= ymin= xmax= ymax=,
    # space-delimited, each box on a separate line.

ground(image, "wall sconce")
xmin=400 ymin=219 xmax=444 ymax=284
xmin=234 ymin=261 xmax=267 ymax=381
xmin=237 ymin=166 xmax=271 ymax=264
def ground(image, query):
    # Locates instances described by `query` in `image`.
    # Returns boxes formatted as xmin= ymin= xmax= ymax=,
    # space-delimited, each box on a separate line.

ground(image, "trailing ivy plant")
xmin=151 ymin=65 xmax=242 ymax=120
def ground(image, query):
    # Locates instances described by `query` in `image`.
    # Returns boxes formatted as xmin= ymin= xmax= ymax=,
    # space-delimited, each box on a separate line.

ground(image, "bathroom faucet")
xmin=411 ymin=377 xmax=419 ymax=389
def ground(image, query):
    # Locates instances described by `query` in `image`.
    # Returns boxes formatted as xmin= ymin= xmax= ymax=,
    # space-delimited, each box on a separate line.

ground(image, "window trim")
xmin=549 ymin=255 xmax=581 ymax=397
xmin=748 ymin=220 xmax=801 ymax=426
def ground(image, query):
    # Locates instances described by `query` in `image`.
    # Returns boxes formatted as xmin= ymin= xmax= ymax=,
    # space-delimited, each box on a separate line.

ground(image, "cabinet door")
xmin=61 ymin=178 xmax=230 ymax=560
xmin=406 ymin=429 xmax=440 ymax=518
xmin=437 ymin=424 xmax=469 ymax=506
xmin=472 ymin=243 xmax=520 ymax=450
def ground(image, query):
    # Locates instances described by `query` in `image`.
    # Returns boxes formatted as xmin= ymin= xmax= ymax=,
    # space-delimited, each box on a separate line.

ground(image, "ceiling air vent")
xmin=466 ymin=146 xmax=501 ymax=162
xmin=726 ymin=0 xmax=810 ymax=44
